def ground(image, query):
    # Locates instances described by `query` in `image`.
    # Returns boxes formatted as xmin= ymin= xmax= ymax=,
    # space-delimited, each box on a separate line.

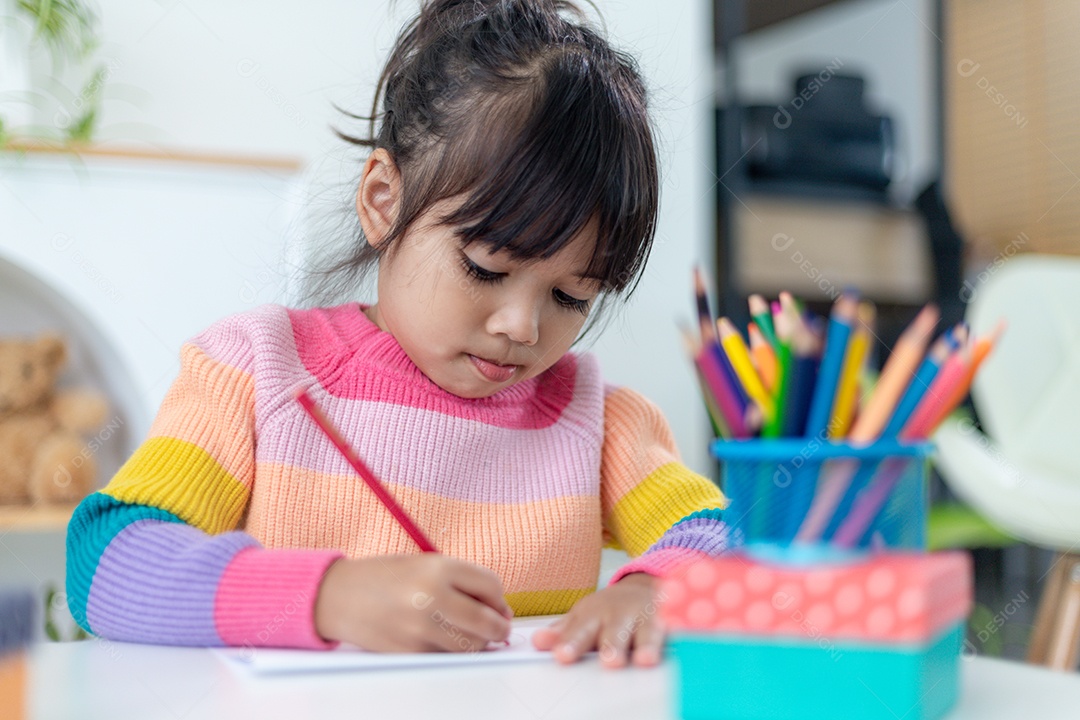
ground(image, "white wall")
xmin=1 ymin=0 xmax=937 ymax=638
xmin=1 ymin=0 xmax=714 ymax=633
xmin=7 ymin=0 xmax=719 ymax=474
xmin=6 ymin=0 xmax=937 ymax=474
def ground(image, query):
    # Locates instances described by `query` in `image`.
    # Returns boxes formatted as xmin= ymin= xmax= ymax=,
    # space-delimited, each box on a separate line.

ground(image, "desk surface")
xmin=30 ymin=640 xmax=1080 ymax=720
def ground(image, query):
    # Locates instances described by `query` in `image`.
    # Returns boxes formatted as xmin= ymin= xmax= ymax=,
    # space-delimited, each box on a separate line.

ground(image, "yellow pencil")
xmin=717 ymin=317 xmax=776 ymax=424
xmin=829 ymin=302 xmax=876 ymax=438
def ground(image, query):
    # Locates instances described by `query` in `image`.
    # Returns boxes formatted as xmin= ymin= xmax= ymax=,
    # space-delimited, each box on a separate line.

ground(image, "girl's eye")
xmin=554 ymin=288 xmax=590 ymax=315
xmin=460 ymin=255 xmax=504 ymax=284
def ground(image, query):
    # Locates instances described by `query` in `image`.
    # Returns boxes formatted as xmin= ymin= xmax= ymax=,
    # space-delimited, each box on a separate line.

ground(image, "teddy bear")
xmin=0 ymin=333 xmax=109 ymax=505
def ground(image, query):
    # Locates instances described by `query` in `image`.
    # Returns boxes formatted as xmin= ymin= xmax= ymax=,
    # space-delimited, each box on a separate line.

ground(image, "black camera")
xmin=722 ymin=72 xmax=896 ymax=195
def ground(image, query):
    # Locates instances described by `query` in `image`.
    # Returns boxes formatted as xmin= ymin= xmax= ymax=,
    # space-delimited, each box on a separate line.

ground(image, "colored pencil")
xmin=849 ymin=305 xmax=940 ymax=442
xmin=832 ymin=344 xmax=973 ymax=547
xmin=796 ymin=305 xmax=938 ymax=542
xmin=763 ymin=305 xmax=794 ymax=438
xmin=879 ymin=327 xmax=962 ymax=438
xmin=679 ymin=322 xmax=731 ymax=439
xmin=803 ymin=293 xmax=859 ymax=439
xmin=718 ymin=317 xmax=776 ymax=424
xmin=682 ymin=325 xmax=747 ymax=438
xmin=693 ymin=267 xmax=752 ymax=420
xmin=749 ymin=294 xmax=779 ymax=349
xmin=832 ymin=331 xmax=981 ymax=548
xmin=748 ymin=322 xmax=779 ymax=392
xmin=781 ymin=297 xmax=819 ymax=438
xmin=900 ymin=343 xmax=973 ymax=441
xmin=296 ymin=387 xmax=438 ymax=553
xmin=829 ymin=302 xmax=875 ymax=439
xmin=926 ymin=320 xmax=1005 ymax=431
xmin=813 ymin=324 xmax=962 ymax=543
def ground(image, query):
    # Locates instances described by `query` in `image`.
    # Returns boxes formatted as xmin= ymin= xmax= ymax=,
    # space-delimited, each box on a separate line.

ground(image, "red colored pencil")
xmin=295 ymin=387 xmax=438 ymax=553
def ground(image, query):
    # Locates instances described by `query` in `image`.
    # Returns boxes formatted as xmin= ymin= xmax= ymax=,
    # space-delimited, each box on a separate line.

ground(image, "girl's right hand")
xmin=313 ymin=554 xmax=513 ymax=652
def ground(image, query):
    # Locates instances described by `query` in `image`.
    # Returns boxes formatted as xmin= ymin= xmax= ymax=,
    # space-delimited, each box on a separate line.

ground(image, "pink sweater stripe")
xmin=256 ymin=383 xmax=604 ymax=504
xmin=214 ymin=546 xmax=344 ymax=649
xmin=609 ymin=546 xmax=712 ymax=585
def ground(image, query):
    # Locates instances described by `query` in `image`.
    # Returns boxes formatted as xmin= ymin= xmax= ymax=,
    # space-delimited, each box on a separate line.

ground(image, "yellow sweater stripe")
xmin=102 ymin=436 xmax=250 ymax=535
xmin=505 ymin=588 xmax=595 ymax=616
xmin=608 ymin=462 xmax=726 ymax=556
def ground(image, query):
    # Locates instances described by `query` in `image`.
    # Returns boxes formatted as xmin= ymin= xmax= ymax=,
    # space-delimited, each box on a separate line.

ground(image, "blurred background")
xmin=1 ymin=0 xmax=1076 ymax=666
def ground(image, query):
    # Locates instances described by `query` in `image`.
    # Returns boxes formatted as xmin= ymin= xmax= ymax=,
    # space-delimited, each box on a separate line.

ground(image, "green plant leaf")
xmin=66 ymin=107 xmax=96 ymax=143
xmin=16 ymin=0 xmax=99 ymax=67
xmin=928 ymin=502 xmax=1016 ymax=551
xmin=968 ymin=603 xmax=1005 ymax=657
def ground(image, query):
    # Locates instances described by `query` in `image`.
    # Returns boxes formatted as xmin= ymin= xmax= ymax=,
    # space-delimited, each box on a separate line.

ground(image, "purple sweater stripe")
xmin=85 ymin=519 xmax=259 ymax=646
xmin=649 ymin=516 xmax=731 ymax=556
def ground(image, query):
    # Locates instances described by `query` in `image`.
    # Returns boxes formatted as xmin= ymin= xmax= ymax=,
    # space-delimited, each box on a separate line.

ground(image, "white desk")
xmin=30 ymin=640 xmax=1080 ymax=720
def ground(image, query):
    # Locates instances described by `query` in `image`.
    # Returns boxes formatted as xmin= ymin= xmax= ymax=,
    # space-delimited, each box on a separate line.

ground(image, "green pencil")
xmin=749 ymin=294 xmax=779 ymax=350
xmin=762 ymin=307 xmax=793 ymax=438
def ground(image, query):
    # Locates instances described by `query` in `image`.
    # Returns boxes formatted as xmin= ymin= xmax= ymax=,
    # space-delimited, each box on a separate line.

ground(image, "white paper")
xmin=214 ymin=616 xmax=587 ymax=675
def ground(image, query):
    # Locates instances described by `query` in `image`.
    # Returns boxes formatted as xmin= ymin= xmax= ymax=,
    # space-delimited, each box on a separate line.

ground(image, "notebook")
xmin=214 ymin=615 xmax=584 ymax=675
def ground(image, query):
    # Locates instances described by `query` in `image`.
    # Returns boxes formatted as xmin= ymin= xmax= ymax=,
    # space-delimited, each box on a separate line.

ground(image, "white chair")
xmin=933 ymin=254 xmax=1080 ymax=670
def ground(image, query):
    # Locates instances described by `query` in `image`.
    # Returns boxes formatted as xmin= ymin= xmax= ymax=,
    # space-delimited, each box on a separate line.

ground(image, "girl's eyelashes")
xmin=553 ymin=289 xmax=590 ymax=315
xmin=460 ymin=254 xmax=504 ymax=284
xmin=460 ymin=252 xmax=592 ymax=315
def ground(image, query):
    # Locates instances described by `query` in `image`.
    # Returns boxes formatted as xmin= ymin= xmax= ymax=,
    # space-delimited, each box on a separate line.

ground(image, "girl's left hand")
xmin=531 ymin=572 xmax=664 ymax=669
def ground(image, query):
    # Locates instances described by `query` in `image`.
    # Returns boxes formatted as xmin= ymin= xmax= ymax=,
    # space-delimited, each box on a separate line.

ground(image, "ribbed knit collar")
xmin=292 ymin=303 xmax=578 ymax=416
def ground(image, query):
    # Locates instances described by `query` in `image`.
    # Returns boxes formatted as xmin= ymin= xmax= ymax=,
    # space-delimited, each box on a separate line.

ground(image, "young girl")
xmin=65 ymin=0 xmax=729 ymax=669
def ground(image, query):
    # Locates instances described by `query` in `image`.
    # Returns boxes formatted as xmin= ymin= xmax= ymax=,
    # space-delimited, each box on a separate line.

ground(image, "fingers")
xmin=598 ymin=619 xmax=633 ymax=669
xmin=530 ymin=616 xmax=568 ymax=650
xmin=630 ymin=618 xmax=665 ymax=667
xmin=446 ymin=559 xmax=514 ymax=620
xmin=552 ymin=614 xmax=601 ymax=665
xmin=424 ymin=592 xmax=511 ymax=652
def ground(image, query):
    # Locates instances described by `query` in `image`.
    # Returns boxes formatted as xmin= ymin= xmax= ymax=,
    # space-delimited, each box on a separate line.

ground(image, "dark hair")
xmin=304 ymin=0 xmax=659 ymax=336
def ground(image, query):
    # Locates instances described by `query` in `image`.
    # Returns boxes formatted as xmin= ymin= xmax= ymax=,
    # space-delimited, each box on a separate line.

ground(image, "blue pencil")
xmin=880 ymin=326 xmax=964 ymax=438
xmin=818 ymin=326 xmax=966 ymax=544
xmin=802 ymin=294 xmax=858 ymax=439
xmin=712 ymin=342 xmax=751 ymax=416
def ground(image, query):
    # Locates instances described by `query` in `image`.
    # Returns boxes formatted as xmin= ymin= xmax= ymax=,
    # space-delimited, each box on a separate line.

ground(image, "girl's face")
xmin=362 ymin=195 xmax=603 ymax=400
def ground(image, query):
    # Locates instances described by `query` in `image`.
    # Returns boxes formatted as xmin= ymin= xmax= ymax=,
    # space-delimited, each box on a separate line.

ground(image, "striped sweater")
xmin=65 ymin=303 xmax=728 ymax=649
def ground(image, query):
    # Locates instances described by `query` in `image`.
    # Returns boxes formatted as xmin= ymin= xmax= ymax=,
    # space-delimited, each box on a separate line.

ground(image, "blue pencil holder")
xmin=710 ymin=439 xmax=933 ymax=553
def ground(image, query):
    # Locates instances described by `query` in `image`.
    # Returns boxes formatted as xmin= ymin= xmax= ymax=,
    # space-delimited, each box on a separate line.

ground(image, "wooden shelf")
xmin=715 ymin=0 xmax=845 ymax=45
xmin=1 ymin=138 xmax=304 ymax=173
xmin=0 ymin=503 xmax=79 ymax=533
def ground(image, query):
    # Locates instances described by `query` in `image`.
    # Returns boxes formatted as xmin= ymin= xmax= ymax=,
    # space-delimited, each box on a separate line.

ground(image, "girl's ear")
xmin=356 ymin=148 xmax=402 ymax=249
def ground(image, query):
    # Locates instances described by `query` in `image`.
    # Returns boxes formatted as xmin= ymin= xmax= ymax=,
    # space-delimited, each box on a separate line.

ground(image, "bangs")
xmin=394 ymin=46 xmax=658 ymax=295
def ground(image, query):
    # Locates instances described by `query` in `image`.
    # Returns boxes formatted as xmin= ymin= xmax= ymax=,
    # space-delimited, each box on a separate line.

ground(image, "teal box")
xmin=669 ymin=623 xmax=962 ymax=720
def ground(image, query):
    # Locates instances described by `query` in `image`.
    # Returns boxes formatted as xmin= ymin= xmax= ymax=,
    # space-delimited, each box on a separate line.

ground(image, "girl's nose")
xmin=488 ymin=296 xmax=540 ymax=346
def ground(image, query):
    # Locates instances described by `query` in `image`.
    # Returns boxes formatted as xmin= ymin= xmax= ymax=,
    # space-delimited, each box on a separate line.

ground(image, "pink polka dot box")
xmin=660 ymin=551 xmax=972 ymax=720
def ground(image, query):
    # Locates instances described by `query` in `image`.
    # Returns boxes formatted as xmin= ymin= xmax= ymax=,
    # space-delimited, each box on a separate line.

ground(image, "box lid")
xmin=660 ymin=550 xmax=972 ymax=643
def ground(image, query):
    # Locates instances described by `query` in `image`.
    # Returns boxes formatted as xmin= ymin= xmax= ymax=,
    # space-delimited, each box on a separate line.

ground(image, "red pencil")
xmin=295 ymin=387 xmax=438 ymax=553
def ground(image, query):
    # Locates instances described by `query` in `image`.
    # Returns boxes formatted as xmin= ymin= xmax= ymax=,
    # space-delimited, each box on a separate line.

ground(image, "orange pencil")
xmin=849 ymin=304 xmax=940 ymax=442
xmin=748 ymin=322 xmax=779 ymax=392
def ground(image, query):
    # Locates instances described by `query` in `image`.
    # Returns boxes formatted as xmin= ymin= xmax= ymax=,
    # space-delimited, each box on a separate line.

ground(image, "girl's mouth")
xmin=468 ymin=354 xmax=519 ymax=382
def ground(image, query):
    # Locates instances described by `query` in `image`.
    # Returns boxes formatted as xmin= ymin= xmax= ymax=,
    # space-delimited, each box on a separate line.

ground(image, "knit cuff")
xmin=214 ymin=546 xmax=345 ymax=650
xmin=608 ymin=547 xmax=711 ymax=585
